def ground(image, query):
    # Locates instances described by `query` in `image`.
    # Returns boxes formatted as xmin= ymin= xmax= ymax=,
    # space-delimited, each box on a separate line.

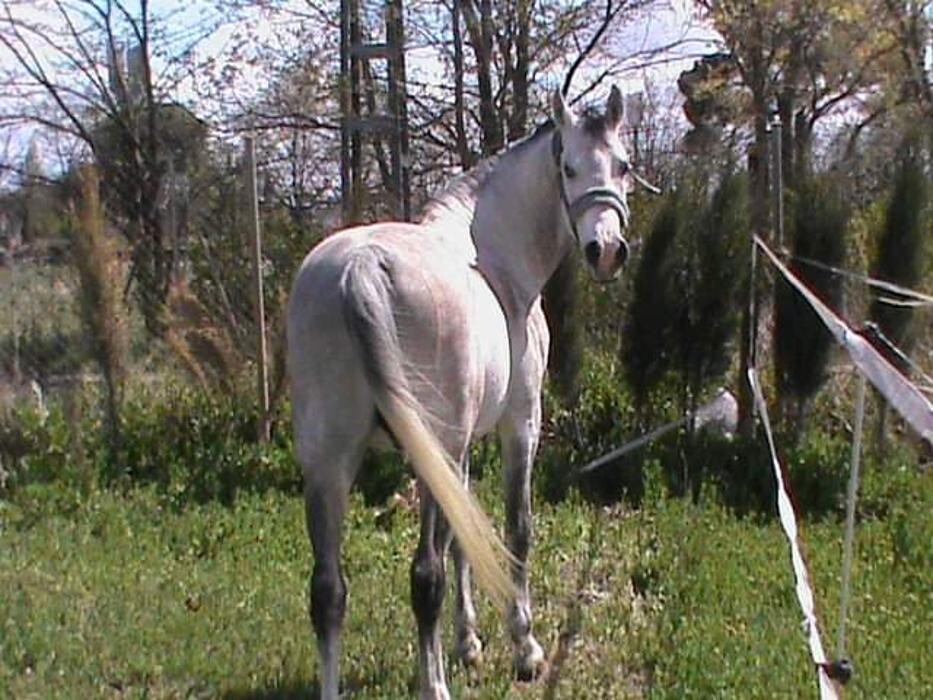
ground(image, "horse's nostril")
xmin=616 ymin=240 xmax=630 ymax=266
xmin=584 ymin=241 xmax=601 ymax=267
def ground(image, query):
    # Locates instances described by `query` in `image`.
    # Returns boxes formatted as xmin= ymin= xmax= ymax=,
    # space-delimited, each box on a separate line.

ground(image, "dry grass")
xmin=69 ymin=166 xmax=128 ymax=449
xmin=164 ymin=280 xmax=243 ymax=391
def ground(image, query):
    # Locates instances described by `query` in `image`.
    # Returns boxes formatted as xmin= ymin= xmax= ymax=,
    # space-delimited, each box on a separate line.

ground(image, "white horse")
xmin=287 ymin=87 xmax=634 ymax=699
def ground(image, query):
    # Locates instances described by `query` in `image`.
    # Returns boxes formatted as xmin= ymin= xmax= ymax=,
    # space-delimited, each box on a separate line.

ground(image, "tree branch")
xmin=562 ymin=0 xmax=621 ymax=97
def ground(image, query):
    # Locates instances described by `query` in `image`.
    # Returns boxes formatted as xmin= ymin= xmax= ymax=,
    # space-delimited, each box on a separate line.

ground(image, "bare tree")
xmin=0 ymin=0 xmax=216 ymax=335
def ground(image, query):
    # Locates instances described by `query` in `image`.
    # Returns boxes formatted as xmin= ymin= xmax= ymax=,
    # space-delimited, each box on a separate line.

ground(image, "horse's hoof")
xmin=513 ymin=636 xmax=546 ymax=682
xmin=456 ymin=630 xmax=484 ymax=669
xmin=515 ymin=658 xmax=547 ymax=683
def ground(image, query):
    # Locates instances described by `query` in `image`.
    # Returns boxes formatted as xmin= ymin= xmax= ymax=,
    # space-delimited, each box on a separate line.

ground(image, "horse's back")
xmin=288 ymin=222 xmax=511 ymax=446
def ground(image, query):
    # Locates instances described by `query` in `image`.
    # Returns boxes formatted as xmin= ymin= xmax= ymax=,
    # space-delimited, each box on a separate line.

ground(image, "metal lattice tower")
xmin=340 ymin=0 xmax=411 ymax=224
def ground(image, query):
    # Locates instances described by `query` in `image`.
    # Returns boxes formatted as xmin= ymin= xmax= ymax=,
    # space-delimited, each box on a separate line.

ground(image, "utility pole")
xmin=340 ymin=0 xmax=411 ymax=223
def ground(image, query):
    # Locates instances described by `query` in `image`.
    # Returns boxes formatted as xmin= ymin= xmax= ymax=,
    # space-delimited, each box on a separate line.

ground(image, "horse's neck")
xmin=472 ymin=136 xmax=569 ymax=322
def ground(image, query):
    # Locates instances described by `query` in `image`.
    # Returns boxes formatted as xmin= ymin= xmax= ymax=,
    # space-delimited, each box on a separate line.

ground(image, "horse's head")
xmin=551 ymin=85 xmax=632 ymax=282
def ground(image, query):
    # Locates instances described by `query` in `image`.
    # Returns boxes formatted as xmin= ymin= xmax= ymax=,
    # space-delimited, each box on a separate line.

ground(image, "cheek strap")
xmin=552 ymin=132 xmax=580 ymax=242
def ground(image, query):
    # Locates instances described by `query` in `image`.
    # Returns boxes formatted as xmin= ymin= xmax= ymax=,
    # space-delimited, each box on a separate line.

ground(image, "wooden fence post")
xmin=244 ymin=136 xmax=271 ymax=442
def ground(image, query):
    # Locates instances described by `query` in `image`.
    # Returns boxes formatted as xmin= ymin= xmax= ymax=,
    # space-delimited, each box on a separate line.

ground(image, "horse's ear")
xmin=552 ymin=89 xmax=577 ymax=128
xmin=606 ymin=85 xmax=625 ymax=132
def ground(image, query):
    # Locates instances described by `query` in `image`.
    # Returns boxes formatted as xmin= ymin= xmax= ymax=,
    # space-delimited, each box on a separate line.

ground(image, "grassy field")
xmin=2 ymin=449 xmax=930 ymax=699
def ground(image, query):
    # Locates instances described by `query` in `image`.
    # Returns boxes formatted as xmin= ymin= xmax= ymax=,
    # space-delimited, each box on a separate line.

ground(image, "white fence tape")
xmin=578 ymin=389 xmax=737 ymax=474
xmin=748 ymin=368 xmax=840 ymax=700
xmin=790 ymin=253 xmax=933 ymax=308
xmin=757 ymin=236 xmax=933 ymax=445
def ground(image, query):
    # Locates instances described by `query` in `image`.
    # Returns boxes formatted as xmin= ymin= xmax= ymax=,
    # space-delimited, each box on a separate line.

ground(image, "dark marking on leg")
xmin=311 ymin=562 xmax=346 ymax=644
xmin=411 ymin=550 xmax=445 ymax=630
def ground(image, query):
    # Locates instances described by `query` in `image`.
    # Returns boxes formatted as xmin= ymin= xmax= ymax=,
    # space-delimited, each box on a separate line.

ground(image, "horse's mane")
xmin=419 ymin=121 xmax=556 ymax=231
xmin=418 ymin=157 xmax=499 ymax=229
xmin=418 ymin=104 xmax=617 ymax=231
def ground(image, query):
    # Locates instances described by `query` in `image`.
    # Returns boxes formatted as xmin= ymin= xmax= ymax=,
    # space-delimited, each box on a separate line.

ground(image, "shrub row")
xmin=1 ymin=362 xmax=917 ymax=523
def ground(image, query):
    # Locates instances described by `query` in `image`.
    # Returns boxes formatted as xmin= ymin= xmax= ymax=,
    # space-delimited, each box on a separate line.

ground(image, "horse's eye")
xmin=563 ymin=163 xmax=577 ymax=179
xmin=617 ymin=160 xmax=631 ymax=176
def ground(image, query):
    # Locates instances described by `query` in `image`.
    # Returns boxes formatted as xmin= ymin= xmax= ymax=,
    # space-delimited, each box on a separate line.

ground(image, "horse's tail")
xmin=339 ymin=247 xmax=514 ymax=609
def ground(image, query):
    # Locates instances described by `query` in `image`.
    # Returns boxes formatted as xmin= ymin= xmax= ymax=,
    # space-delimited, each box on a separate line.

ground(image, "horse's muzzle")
xmin=585 ymin=237 xmax=629 ymax=282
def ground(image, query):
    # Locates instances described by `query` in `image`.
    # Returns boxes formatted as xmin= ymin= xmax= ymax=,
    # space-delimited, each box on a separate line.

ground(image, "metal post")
xmin=244 ymin=136 xmax=270 ymax=442
xmin=837 ymin=373 xmax=867 ymax=661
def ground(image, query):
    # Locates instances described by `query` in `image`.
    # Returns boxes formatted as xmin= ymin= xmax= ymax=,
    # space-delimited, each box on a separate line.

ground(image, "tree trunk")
xmin=103 ymin=366 xmax=123 ymax=468
xmin=139 ymin=3 xmax=171 ymax=335
xmin=793 ymin=394 xmax=808 ymax=447
xmin=461 ymin=0 xmax=503 ymax=155
xmin=874 ymin=391 xmax=889 ymax=452
xmin=737 ymin=95 xmax=771 ymax=438
xmin=777 ymin=25 xmax=804 ymax=188
xmin=777 ymin=92 xmax=795 ymax=189
xmin=452 ymin=0 xmax=474 ymax=168
xmin=795 ymin=111 xmax=813 ymax=180
xmin=509 ymin=0 xmax=531 ymax=142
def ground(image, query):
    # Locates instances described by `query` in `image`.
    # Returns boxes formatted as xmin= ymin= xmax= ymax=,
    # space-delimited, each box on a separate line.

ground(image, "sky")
xmin=0 ymin=0 xmax=721 ymax=183
xmin=147 ymin=0 xmax=721 ymax=114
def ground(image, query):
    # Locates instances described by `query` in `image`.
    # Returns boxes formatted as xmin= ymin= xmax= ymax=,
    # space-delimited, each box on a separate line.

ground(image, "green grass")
xmin=1 ymin=457 xmax=930 ymax=699
xmin=640 ymin=490 xmax=932 ymax=699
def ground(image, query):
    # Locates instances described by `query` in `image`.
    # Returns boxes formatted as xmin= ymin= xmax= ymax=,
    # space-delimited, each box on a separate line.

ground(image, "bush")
xmin=536 ymin=346 xmax=854 ymax=520
xmin=621 ymin=170 xmax=748 ymax=424
xmin=0 ymin=378 xmax=421 ymax=511
xmin=0 ymin=401 xmax=75 ymax=494
xmin=870 ymin=149 xmax=928 ymax=357
xmin=0 ymin=382 xmax=297 ymax=506
xmin=113 ymin=385 xmax=298 ymax=505
xmin=0 ymin=327 xmax=87 ymax=385
xmin=538 ymin=352 xmax=640 ymax=503
xmin=774 ymin=176 xmax=848 ymax=432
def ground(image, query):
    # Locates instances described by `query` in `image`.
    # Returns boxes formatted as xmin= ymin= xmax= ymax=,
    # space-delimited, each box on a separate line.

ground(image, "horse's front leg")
xmin=499 ymin=416 xmax=546 ymax=681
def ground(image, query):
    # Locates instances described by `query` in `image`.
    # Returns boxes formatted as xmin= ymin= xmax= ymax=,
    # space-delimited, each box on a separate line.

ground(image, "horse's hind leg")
xmin=452 ymin=542 xmax=482 ymax=667
xmin=412 ymin=477 xmax=458 ymax=700
xmin=300 ymin=432 xmax=366 ymax=700
xmin=305 ymin=480 xmax=350 ymax=700
xmin=451 ymin=455 xmax=483 ymax=669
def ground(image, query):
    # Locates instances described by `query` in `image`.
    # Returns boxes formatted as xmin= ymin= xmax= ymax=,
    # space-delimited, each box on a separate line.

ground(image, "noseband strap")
xmin=568 ymin=188 xmax=630 ymax=228
xmin=551 ymin=132 xmax=630 ymax=242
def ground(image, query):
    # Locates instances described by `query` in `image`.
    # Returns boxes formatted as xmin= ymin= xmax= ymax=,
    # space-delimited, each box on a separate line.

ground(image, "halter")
xmin=551 ymin=131 xmax=631 ymax=243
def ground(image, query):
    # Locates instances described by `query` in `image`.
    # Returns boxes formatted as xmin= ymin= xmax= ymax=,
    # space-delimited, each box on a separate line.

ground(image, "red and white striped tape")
xmin=757 ymin=236 xmax=933 ymax=445
xmin=748 ymin=368 xmax=839 ymax=700
xmin=789 ymin=252 xmax=933 ymax=308
xmin=750 ymin=236 xmax=933 ymax=697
